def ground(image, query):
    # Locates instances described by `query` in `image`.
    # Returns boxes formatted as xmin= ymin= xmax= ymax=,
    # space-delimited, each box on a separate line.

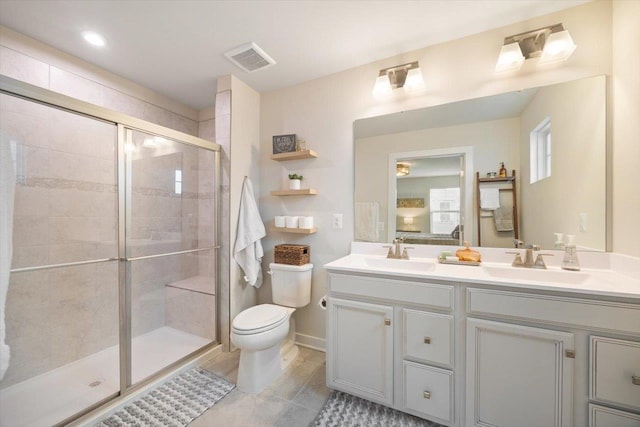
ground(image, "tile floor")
xmin=190 ymin=347 xmax=330 ymax=427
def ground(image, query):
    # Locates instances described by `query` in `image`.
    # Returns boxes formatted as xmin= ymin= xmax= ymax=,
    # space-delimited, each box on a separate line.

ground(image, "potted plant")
xmin=288 ymin=173 xmax=303 ymax=190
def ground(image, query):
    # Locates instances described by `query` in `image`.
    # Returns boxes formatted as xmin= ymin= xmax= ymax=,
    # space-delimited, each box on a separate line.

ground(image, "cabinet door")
xmin=327 ymin=297 xmax=393 ymax=405
xmin=466 ymin=318 xmax=574 ymax=427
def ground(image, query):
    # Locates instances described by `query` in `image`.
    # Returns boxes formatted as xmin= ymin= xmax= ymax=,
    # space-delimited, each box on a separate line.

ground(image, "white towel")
xmin=355 ymin=202 xmax=379 ymax=242
xmin=233 ymin=178 xmax=266 ymax=288
xmin=1 ymin=132 xmax=16 ymax=380
xmin=480 ymin=188 xmax=500 ymax=210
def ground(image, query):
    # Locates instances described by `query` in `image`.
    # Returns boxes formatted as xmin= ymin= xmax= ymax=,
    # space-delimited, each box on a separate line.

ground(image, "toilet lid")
xmin=232 ymin=304 xmax=288 ymax=333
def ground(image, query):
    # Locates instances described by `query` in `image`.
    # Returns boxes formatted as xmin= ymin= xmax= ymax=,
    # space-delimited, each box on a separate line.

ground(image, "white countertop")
xmin=324 ymin=243 xmax=640 ymax=300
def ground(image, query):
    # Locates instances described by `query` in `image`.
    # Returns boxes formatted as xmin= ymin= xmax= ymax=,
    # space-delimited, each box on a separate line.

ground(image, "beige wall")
xmin=612 ymin=0 xmax=640 ymax=257
xmin=218 ymin=76 xmax=262 ymax=348
xmin=519 ymin=76 xmax=606 ymax=250
xmin=259 ymin=1 xmax=617 ymax=347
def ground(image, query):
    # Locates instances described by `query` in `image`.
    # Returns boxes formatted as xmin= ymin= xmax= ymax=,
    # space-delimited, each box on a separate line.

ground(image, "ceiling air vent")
xmin=224 ymin=42 xmax=276 ymax=73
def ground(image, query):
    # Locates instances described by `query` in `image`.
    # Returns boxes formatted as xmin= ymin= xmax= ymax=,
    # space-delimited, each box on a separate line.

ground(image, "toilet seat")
xmin=232 ymin=304 xmax=288 ymax=335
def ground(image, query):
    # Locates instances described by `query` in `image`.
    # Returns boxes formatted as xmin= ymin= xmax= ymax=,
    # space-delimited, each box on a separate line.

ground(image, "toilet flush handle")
xmin=267 ymin=270 xmax=272 ymax=275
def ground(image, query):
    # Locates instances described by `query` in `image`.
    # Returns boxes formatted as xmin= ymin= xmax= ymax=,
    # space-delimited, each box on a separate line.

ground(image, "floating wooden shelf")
xmin=271 ymin=149 xmax=317 ymax=161
xmin=270 ymin=188 xmax=318 ymax=196
xmin=478 ymin=175 xmax=516 ymax=183
xmin=271 ymin=226 xmax=317 ymax=234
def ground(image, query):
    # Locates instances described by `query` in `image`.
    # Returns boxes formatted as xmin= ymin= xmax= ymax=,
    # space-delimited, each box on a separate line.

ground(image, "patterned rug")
xmin=310 ymin=390 xmax=443 ymax=427
xmin=96 ymin=367 xmax=235 ymax=427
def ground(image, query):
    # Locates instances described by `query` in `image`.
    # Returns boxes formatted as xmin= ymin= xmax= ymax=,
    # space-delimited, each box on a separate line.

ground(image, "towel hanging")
xmin=233 ymin=177 xmax=266 ymax=288
xmin=480 ymin=188 xmax=500 ymax=210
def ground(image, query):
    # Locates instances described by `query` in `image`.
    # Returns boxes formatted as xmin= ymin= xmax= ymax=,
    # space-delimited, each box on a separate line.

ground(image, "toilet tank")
xmin=269 ymin=263 xmax=313 ymax=307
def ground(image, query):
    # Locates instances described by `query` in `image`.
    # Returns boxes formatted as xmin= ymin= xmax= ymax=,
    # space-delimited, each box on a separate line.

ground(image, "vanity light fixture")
xmin=373 ymin=62 xmax=425 ymax=97
xmin=396 ymin=162 xmax=410 ymax=176
xmin=495 ymin=23 xmax=576 ymax=73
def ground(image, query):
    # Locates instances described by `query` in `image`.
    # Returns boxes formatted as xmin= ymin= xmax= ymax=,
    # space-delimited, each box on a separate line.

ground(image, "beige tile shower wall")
xmin=3 ymin=263 xmax=119 ymax=388
xmin=0 ymin=26 xmax=200 ymax=135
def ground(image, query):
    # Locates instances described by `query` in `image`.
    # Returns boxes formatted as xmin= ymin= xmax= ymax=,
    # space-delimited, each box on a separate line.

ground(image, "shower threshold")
xmin=0 ymin=326 xmax=210 ymax=427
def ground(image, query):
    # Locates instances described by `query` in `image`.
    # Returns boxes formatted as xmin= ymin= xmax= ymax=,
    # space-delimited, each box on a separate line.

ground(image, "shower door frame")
xmin=1 ymin=75 xmax=223 ymax=425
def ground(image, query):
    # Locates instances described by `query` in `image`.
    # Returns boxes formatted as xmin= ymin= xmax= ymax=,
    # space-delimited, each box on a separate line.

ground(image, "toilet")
xmin=231 ymin=262 xmax=313 ymax=393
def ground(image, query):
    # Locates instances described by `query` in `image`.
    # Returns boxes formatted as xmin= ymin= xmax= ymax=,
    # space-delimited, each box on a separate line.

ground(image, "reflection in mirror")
xmin=354 ymin=75 xmax=606 ymax=251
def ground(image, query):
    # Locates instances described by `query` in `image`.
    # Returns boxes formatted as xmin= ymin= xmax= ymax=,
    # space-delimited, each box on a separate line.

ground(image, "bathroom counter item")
xmin=455 ymin=241 xmax=482 ymax=262
xmin=438 ymin=258 xmax=481 ymax=266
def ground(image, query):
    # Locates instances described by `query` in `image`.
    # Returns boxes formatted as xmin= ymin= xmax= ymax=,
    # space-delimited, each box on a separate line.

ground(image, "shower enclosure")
xmin=0 ymin=77 xmax=221 ymax=427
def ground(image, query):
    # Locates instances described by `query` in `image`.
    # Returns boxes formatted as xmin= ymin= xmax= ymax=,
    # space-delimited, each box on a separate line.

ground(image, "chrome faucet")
xmin=507 ymin=239 xmax=552 ymax=269
xmin=383 ymin=238 xmax=413 ymax=259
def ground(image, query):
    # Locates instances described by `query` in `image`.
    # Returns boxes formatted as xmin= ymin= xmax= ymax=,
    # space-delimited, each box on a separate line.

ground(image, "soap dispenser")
xmin=561 ymin=235 xmax=580 ymax=271
xmin=554 ymin=233 xmax=565 ymax=250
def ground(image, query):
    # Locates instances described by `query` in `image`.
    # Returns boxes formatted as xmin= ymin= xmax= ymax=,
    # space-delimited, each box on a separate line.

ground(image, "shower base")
xmin=0 ymin=326 xmax=210 ymax=427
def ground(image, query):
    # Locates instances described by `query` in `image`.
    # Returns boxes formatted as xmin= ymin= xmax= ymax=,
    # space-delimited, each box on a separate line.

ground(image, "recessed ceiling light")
xmin=82 ymin=31 xmax=106 ymax=47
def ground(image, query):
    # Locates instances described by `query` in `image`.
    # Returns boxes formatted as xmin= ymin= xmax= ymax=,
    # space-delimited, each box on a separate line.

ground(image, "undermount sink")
xmin=483 ymin=265 xmax=590 ymax=285
xmin=351 ymin=255 xmax=436 ymax=272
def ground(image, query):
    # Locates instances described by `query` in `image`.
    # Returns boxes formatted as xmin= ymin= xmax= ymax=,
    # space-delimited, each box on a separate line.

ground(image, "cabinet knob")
xmin=633 ymin=375 xmax=640 ymax=386
xmin=423 ymin=391 xmax=431 ymax=399
xmin=424 ymin=337 xmax=432 ymax=344
xmin=384 ymin=318 xmax=391 ymax=326
xmin=565 ymin=349 xmax=575 ymax=358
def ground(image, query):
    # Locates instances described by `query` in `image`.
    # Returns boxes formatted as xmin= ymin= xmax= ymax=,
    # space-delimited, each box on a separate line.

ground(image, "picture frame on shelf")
xmin=272 ymin=134 xmax=297 ymax=154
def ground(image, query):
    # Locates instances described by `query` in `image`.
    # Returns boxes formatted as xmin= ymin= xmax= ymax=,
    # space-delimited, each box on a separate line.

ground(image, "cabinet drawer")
xmin=590 ymin=336 xmax=640 ymax=411
xmin=589 ymin=403 xmax=640 ymax=427
xmin=467 ymin=288 xmax=640 ymax=336
xmin=329 ymin=273 xmax=454 ymax=311
xmin=403 ymin=361 xmax=454 ymax=425
xmin=403 ymin=309 xmax=454 ymax=368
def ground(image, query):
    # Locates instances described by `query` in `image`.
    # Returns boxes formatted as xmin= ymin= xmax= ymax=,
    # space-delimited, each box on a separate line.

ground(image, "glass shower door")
xmin=0 ymin=93 xmax=120 ymax=426
xmin=123 ymin=127 xmax=216 ymax=387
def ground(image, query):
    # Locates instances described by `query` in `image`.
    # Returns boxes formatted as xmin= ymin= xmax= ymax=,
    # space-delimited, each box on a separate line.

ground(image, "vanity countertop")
xmin=324 ymin=243 xmax=640 ymax=300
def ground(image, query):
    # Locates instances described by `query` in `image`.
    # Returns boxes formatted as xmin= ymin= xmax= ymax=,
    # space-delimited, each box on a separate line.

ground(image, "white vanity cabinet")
xmin=324 ymin=258 xmax=640 ymax=427
xmin=466 ymin=318 xmax=575 ymax=427
xmin=326 ymin=272 xmax=456 ymax=425
xmin=589 ymin=336 xmax=640 ymax=426
xmin=326 ymin=297 xmax=393 ymax=405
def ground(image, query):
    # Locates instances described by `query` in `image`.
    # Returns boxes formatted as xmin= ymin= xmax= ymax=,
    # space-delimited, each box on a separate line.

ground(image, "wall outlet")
xmin=332 ymin=213 xmax=343 ymax=229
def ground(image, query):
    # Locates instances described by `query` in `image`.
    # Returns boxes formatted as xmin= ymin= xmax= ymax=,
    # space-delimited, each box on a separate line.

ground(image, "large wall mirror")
xmin=354 ymin=75 xmax=606 ymax=251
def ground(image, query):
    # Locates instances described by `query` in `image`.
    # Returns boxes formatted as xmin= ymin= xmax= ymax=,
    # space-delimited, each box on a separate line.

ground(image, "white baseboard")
xmin=295 ymin=332 xmax=326 ymax=352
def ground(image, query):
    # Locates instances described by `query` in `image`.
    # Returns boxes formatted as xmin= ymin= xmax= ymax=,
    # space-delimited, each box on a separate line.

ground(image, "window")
xmin=530 ymin=117 xmax=551 ymax=184
xmin=429 ymin=187 xmax=460 ymax=234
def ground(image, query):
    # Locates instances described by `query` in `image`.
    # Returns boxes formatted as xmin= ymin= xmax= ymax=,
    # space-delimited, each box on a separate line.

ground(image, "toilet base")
xmin=236 ymin=319 xmax=299 ymax=394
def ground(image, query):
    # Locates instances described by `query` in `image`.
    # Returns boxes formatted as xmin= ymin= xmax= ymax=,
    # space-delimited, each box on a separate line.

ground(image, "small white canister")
xmin=298 ymin=216 xmax=314 ymax=229
xmin=285 ymin=216 xmax=299 ymax=228
xmin=274 ymin=216 xmax=286 ymax=228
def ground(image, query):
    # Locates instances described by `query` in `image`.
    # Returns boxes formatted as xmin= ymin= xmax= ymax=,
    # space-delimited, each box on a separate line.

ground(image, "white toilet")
xmin=231 ymin=262 xmax=313 ymax=393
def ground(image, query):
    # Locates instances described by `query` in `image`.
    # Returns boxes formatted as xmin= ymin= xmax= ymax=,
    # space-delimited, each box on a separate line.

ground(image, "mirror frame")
xmin=388 ymin=147 xmax=474 ymax=244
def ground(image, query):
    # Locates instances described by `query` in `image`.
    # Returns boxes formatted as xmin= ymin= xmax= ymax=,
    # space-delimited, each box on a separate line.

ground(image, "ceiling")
xmin=0 ymin=0 xmax=589 ymax=110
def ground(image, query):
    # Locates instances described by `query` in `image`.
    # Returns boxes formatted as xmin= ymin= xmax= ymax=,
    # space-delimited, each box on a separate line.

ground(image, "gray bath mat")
xmin=96 ymin=367 xmax=235 ymax=427
xmin=310 ymin=390 xmax=443 ymax=427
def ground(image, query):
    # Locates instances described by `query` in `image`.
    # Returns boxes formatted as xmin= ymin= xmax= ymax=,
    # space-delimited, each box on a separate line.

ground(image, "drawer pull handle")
xmin=384 ymin=318 xmax=391 ymax=326
xmin=565 ymin=350 xmax=575 ymax=358
xmin=423 ymin=391 xmax=431 ymax=399
xmin=633 ymin=375 xmax=640 ymax=386
xmin=424 ymin=337 xmax=432 ymax=344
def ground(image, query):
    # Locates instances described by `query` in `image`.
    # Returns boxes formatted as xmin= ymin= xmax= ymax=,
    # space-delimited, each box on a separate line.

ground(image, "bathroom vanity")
xmin=324 ymin=243 xmax=640 ymax=427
